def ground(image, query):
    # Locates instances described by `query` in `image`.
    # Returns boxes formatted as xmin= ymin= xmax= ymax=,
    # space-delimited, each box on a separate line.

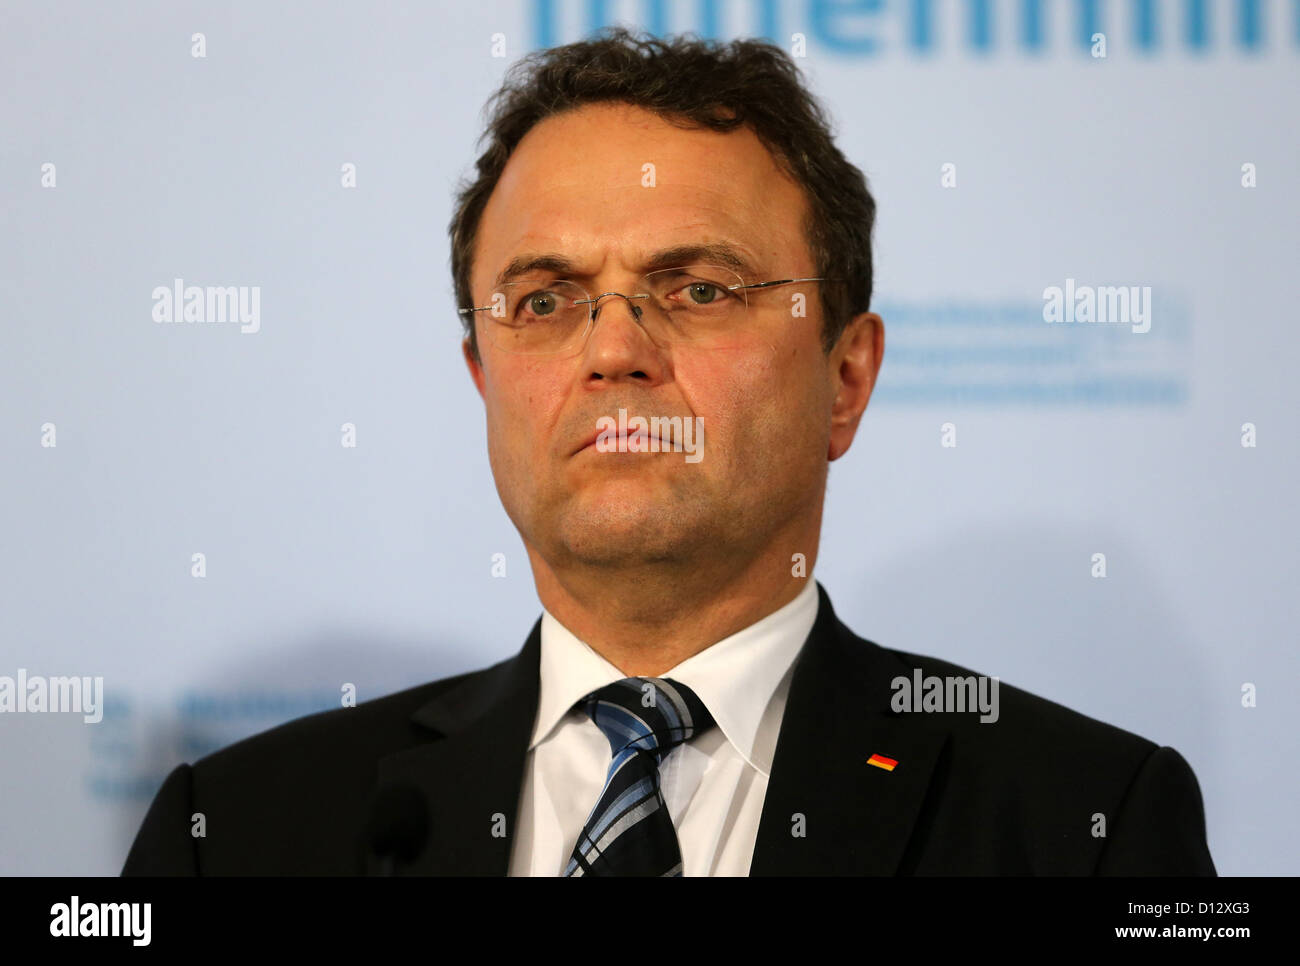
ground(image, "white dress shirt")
xmin=507 ymin=580 xmax=819 ymax=876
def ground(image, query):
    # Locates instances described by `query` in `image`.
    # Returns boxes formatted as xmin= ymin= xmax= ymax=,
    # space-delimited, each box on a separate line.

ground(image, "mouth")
xmin=573 ymin=428 xmax=663 ymax=455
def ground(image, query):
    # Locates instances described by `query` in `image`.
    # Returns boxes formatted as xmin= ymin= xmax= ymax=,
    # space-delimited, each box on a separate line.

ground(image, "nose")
xmin=581 ymin=292 xmax=665 ymax=385
xmin=589 ymin=292 xmax=645 ymax=324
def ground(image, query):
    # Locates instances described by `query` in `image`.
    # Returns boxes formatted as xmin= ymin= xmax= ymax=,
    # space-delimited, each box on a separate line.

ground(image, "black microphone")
xmin=366 ymin=784 xmax=429 ymax=876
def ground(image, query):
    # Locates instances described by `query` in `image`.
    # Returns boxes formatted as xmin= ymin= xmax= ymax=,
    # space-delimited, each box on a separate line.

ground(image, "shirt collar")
xmin=530 ymin=580 xmax=820 ymax=776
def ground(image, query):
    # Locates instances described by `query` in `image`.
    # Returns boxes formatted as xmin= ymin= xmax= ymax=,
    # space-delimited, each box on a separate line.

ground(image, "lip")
xmin=572 ymin=427 xmax=663 ymax=455
xmin=572 ymin=430 xmax=600 ymax=455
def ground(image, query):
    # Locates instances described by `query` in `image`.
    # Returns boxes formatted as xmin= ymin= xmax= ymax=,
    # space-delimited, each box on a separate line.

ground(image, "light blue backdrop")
xmin=2 ymin=0 xmax=1296 ymax=875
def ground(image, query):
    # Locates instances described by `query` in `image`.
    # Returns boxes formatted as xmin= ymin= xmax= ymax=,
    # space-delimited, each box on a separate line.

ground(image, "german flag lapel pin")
xmin=867 ymin=753 xmax=898 ymax=772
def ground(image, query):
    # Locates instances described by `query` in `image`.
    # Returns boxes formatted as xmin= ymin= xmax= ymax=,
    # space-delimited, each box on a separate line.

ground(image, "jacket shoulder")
xmin=866 ymin=644 xmax=1210 ymax=873
xmin=196 ymin=671 xmax=467 ymax=773
xmin=187 ymin=652 xmax=520 ymax=795
xmin=888 ymin=647 xmax=1158 ymax=760
xmin=125 ymin=660 xmax=507 ymax=875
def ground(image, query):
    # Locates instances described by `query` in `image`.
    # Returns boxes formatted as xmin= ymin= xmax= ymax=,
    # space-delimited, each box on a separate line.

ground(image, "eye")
xmin=669 ymin=279 xmax=733 ymax=307
xmin=515 ymin=288 xmax=567 ymax=321
xmin=525 ymin=292 xmax=559 ymax=315
xmin=685 ymin=281 xmax=723 ymax=305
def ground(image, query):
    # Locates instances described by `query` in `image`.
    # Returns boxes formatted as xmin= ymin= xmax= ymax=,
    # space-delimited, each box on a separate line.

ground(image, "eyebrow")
xmin=492 ymin=242 xmax=761 ymax=287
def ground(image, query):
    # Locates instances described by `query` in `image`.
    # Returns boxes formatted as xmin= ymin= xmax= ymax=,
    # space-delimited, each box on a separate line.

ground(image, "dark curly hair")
xmin=449 ymin=27 xmax=876 ymax=360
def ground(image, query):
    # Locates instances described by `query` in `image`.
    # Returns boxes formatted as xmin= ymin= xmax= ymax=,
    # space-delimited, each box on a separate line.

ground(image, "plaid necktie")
xmin=564 ymin=677 xmax=716 ymax=877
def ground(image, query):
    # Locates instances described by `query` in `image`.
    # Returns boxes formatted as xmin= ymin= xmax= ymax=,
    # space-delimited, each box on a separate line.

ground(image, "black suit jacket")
xmin=121 ymin=584 xmax=1215 ymax=875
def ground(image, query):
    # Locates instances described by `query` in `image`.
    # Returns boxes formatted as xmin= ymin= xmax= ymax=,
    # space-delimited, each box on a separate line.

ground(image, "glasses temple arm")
xmin=735 ymin=277 xmax=828 ymax=291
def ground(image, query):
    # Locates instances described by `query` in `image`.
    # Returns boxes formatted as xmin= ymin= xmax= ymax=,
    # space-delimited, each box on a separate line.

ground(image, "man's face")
xmin=465 ymin=102 xmax=876 ymax=575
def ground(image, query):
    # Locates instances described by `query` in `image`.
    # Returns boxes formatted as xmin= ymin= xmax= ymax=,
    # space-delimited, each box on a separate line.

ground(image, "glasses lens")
xmin=640 ymin=264 xmax=748 ymax=343
xmin=482 ymin=279 xmax=588 ymax=354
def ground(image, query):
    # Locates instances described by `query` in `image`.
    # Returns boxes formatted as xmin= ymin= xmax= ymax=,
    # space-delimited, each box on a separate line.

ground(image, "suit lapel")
xmin=372 ymin=620 xmax=541 ymax=875
xmin=750 ymin=584 xmax=950 ymax=875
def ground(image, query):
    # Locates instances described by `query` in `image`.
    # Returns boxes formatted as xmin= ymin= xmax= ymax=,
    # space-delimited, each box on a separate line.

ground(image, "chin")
xmin=550 ymin=486 xmax=712 ymax=564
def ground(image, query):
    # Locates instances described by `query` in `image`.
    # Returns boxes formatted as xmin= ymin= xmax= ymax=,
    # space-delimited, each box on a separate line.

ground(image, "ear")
xmin=463 ymin=337 xmax=487 ymax=400
xmin=827 ymin=311 xmax=884 ymax=462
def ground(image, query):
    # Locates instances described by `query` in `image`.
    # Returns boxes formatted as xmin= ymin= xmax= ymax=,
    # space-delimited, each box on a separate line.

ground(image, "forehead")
xmin=472 ymin=102 xmax=812 ymax=287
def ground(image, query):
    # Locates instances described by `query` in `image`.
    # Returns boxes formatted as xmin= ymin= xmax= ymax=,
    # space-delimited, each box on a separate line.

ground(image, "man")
xmin=122 ymin=29 xmax=1214 ymax=876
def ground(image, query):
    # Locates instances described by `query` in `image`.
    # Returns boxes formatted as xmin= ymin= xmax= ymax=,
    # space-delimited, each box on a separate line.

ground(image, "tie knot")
xmin=579 ymin=677 xmax=715 ymax=765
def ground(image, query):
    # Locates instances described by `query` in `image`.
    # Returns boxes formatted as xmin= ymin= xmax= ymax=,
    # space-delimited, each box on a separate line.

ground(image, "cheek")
xmin=678 ymin=342 xmax=805 ymax=436
xmin=481 ymin=360 xmax=565 ymax=450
